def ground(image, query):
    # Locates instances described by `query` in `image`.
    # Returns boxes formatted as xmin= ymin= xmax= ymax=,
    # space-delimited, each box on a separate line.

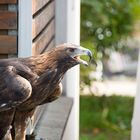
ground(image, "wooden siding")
xmin=32 ymin=0 xmax=50 ymax=15
xmin=32 ymin=19 xmax=55 ymax=55
xmin=44 ymin=38 xmax=55 ymax=51
xmin=32 ymin=0 xmax=55 ymax=55
xmin=0 ymin=11 xmax=17 ymax=29
xmin=0 ymin=0 xmax=17 ymax=4
xmin=0 ymin=0 xmax=55 ymax=58
xmin=0 ymin=35 xmax=17 ymax=53
xmin=0 ymin=1 xmax=17 ymax=58
xmin=32 ymin=1 xmax=55 ymax=39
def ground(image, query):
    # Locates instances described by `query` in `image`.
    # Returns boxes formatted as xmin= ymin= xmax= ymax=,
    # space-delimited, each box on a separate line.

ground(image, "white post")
xmin=131 ymin=49 xmax=140 ymax=140
xmin=18 ymin=0 xmax=32 ymax=57
xmin=55 ymin=0 xmax=80 ymax=140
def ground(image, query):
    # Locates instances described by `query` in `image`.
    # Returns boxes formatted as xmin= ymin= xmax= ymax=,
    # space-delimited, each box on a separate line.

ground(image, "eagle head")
xmin=50 ymin=43 xmax=92 ymax=69
xmin=35 ymin=43 xmax=93 ymax=75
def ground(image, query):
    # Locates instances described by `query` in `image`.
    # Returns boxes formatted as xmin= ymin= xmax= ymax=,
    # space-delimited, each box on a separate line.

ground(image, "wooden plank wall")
xmin=32 ymin=0 xmax=55 ymax=55
xmin=0 ymin=0 xmax=17 ymax=58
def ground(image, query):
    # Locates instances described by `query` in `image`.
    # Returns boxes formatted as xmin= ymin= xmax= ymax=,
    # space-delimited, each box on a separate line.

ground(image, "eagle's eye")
xmin=69 ymin=48 xmax=75 ymax=52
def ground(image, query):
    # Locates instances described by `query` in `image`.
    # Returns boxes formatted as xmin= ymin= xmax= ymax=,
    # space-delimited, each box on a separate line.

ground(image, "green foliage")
xmin=80 ymin=0 xmax=140 ymax=86
xmin=80 ymin=95 xmax=134 ymax=140
xmin=129 ymin=0 xmax=140 ymax=20
xmin=81 ymin=0 xmax=139 ymax=56
xmin=80 ymin=132 xmax=130 ymax=140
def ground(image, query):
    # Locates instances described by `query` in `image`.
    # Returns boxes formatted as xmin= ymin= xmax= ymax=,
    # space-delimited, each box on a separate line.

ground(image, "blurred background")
xmin=79 ymin=0 xmax=140 ymax=140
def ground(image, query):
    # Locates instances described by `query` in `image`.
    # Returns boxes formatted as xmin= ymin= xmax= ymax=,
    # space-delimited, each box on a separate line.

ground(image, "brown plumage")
xmin=0 ymin=43 xmax=92 ymax=140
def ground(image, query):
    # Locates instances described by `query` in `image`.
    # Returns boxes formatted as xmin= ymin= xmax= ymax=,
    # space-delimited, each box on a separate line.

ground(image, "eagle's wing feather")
xmin=39 ymin=83 xmax=63 ymax=104
xmin=16 ymin=69 xmax=58 ymax=110
xmin=0 ymin=66 xmax=32 ymax=112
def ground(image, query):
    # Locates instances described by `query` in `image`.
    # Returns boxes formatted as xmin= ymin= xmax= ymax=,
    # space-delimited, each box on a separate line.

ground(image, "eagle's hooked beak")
xmin=78 ymin=46 xmax=92 ymax=66
xmin=72 ymin=46 xmax=93 ymax=66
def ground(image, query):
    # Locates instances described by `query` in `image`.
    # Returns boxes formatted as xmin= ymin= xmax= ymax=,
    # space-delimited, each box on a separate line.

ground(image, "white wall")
xmin=55 ymin=0 xmax=80 ymax=140
xmin=131 ymin=49 xmax=140 ymax=140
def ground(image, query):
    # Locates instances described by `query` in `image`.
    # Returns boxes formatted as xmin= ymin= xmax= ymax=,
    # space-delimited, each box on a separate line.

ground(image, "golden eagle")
xmin=0 ymin=43 xmax=92 ymax=140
